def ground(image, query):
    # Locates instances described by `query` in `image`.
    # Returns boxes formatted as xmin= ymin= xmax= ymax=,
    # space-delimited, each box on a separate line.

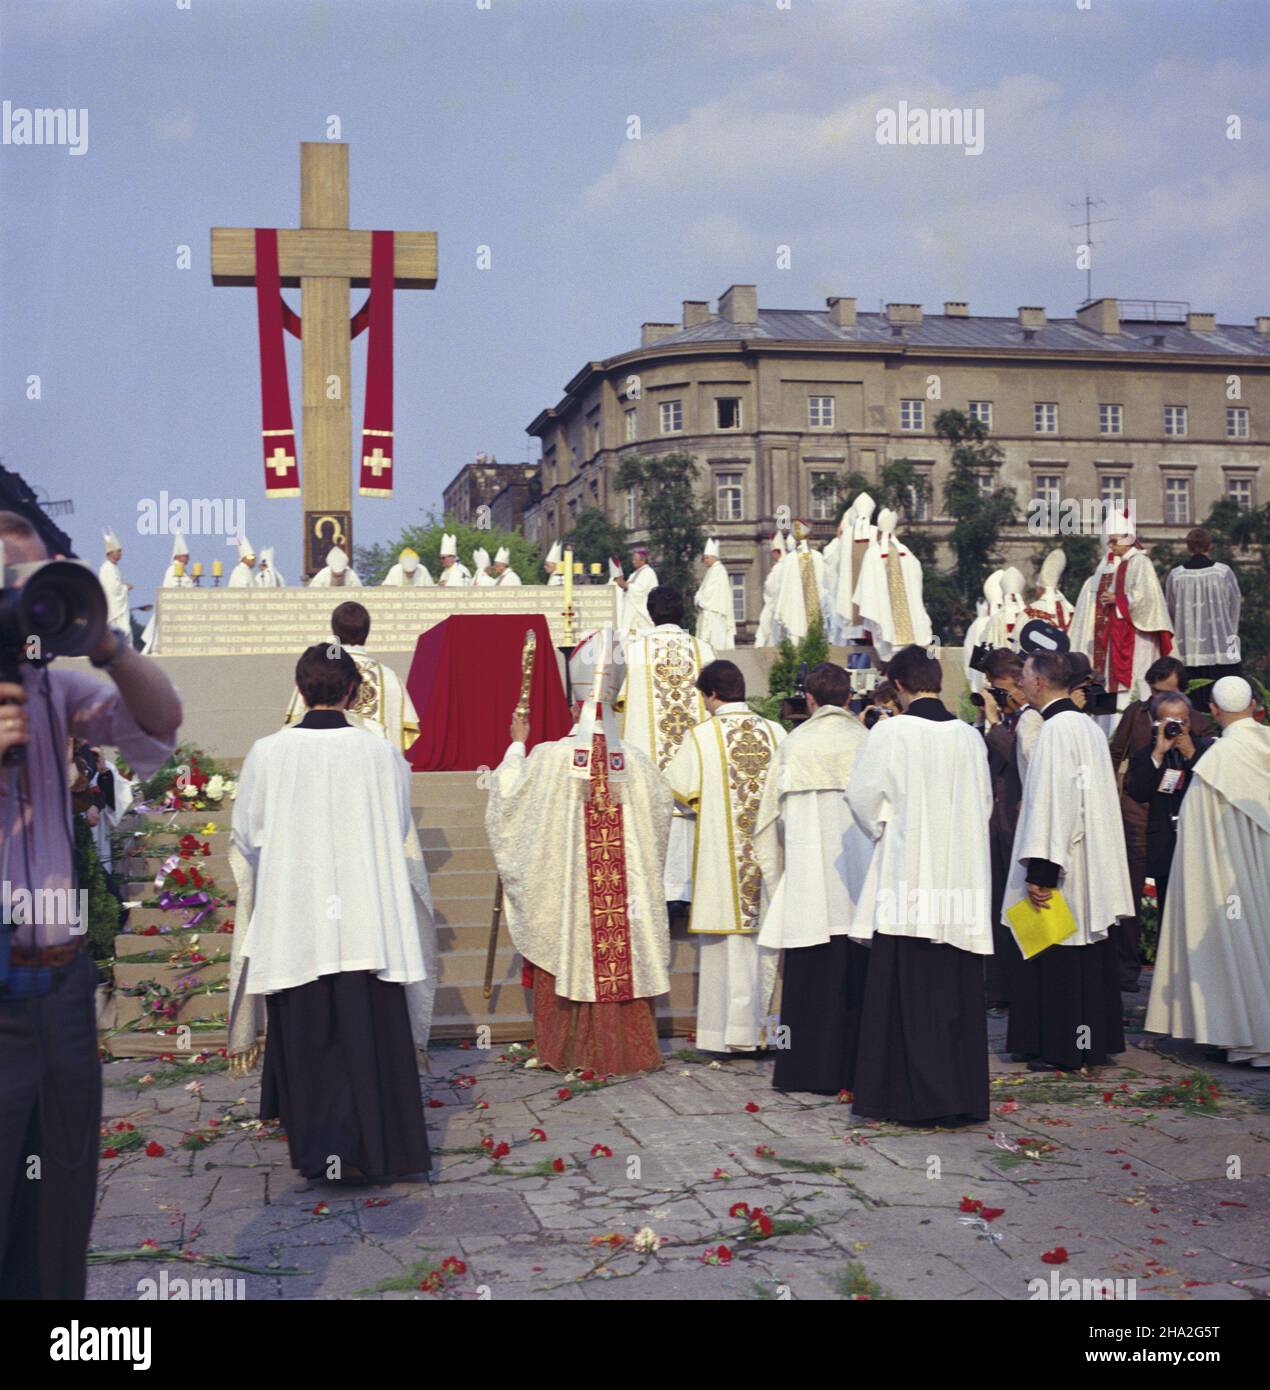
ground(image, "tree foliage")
xmin=616 ymin=451 xmax=710 ymax=598
xmin=354 ymin=513 xmax=542 ymax=584
xmin=565 ymin=506 xmax=629 ymax=577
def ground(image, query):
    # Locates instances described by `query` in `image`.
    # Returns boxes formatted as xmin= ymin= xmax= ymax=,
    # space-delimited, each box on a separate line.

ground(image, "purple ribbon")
xmin=156 ymin=890 xmax=222 ymax=928
xmin=153 ymin=853 xmax=182 ymax=894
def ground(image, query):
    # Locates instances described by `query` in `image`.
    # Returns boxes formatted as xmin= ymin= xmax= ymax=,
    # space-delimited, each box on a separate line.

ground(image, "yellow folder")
xmin=1006 ymin=890 xmax=1079 ymax=960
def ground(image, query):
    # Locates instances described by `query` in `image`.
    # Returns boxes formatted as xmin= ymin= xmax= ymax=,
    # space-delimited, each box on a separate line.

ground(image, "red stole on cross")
xmin=1092 ymin=555 xmax=1140 ymax=692
xmin=253 ymin=229 xmax=300 ymax=498
xmin=358 ymin=230 xmax=395 ymax=497
xmin=583 ymin=734 xmax=635 ymax=1002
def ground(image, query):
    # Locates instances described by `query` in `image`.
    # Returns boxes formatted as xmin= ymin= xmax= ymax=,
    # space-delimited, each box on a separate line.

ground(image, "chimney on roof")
xmin=886 ymin=303 xmax=923 ymax=325
xmin=1076 ymin=297 xmax=1119 ymax=335
xmin=1018 ymin=306 xmax=1046 ymax=329
xmin=827 ymin=296 xmax=857 ymax=327
xmin=1186 ymin=311 xmax=1216 ymax=332
xmin=718 ymin=284 xmax=758 ymax=325
xmin=944 ymin=301 xmax=969 ymax=317
xmin=683 ymin=300 xmax=711 ymax=328
xmin=1257 ymin=316 xmax=1270 ymax=336
xmin=641 ymin=322 xmax=679 ymax=348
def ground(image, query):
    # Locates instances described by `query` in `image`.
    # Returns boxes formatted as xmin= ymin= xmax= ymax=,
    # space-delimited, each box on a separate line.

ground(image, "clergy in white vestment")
xmin=544 ymin=539 xmax=565 ymax=586
xmin=1146 ymin=677 xmax=1270 ymax=1065
xmin=228 ymin=642 xmax=436 ymax=1182
xmin=382 ymin=547 xmax=434 ymax=586
xmin=826 ymin=493 xmax=878 ymax=645
xmin=472 ymin=546 xmax=495 ymax=587
xmin=770 ymin=521 xmax=828 ymax=644
xmin=97 ymin=527 xmax=133 ymax=634
xmin=283 ymin=600 xmax=420 ymax=754
xmin=694 ymin=538 xmax=736 ymax=650
xmin=963 ymin=570 xmax=1004 ymax=696
xmin=853 ymin=509 xmax=933 ymax=661
xmin=309 ymin=545 xmax=363 ymax=588
xmin=756 ymin=663 xmax=873 ymax=1094
xmin=1164 ymin=526 xmax=1243 ymax=704
xmin=485 ymin=628 xmax=672 ymax=1076
xmin=254 ymin=546 xmax=285 ymax=587
xmin=490 ymin=546 xmax=522 ymax=586
xmin=615 ymin=546 xmax=658 ymax=633
xmin=844 ymin=645 xmax=993 ymax=1126
xmin=1004 ymin=650 xmax=1133 ymax=1071
xmin=616 ymin=586 xmax=715 ymax=901
xmin=227 ymin=534 xmax=257 ymax=587
xmin=1070 ymin=511 xmax=1173 ymax=714
xmin=665 ymin=660 xmax=785 ymax=1052
xmin=140 ymin=531 xmax=194 ymax=653
xmin=753 ymin=534 xmax=788 ymax=647
xmin=984 ymin=566 xmax=1026 ymax=650
xmin=436 ymin=532 xmax=471 ymax=587
xmin=1023 ymin=549 xmax=1074 ymax=634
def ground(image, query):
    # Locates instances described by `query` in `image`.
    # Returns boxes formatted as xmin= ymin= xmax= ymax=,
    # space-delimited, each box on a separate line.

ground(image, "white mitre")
xmin=399 ymin=548 xmax=420 ymax=573
xmin=1039 ymin=548 xmax=1066 ymax=593
xmin=545 ymin=539 xmax=563 ymax=565
xmin=236 ymin=534 xmax=255 ymax=560
xmin=984 ymin=570 xmax=1005 ymax=610
xmin=170 ymin=531 xmax=189 ymax=558
xmin=495 ymin=545 xmax=511 ymax=565
xmin=103 ymin=527 xmax=122 ymax=552
xmin=440 ymin=532 xmax=458 ymax=558
xmin=1105 ymin=508 xmax=1136 ymax=541
xmin=473 ymin=546 xmax=491 ymax=571
xmin=326 ymin=546 xmax=349 ymax=574
xmin=704 ymin=536 xmax=720 ymax=559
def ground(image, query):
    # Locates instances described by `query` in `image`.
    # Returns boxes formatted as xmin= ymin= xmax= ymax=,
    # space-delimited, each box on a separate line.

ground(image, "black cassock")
xmin=773 ymin=938 xmax=870 ymax=1095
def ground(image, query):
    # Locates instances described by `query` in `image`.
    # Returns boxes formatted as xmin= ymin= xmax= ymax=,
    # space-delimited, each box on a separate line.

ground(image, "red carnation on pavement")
xmin=426 ymin=1099 xmax=445 ymax=1108
xmin=144 ymin=1140 xmax=165 ymax=1158
xmin=578 ymin=1069 xmax=596 ymax=1081
xmin=490 ymin=1142 xmax=510 ymax=1160
xmin=980 ymin=1207 xmax=1005 ymax=1223
xmin=729 ymin=1202 xmax=750 ymax=1219
xmin=480 ymin=1135 xmax=494 ymax=1151
xmin=959 ymin=1196 xmax=982 ymax=1213
xmin=590 ymin=1144 xmax=612 ymax=1158
xmin=835 ymin=1090 xmax=853 ymax=1104
xmin=102 ymin=1147 xmax=119 ymax=1159
xmin=749 ymin=1208 xmax=774 ymax=1238
xmin=702 ymin=1245 xmax=733 ymax=1266
xmin=551 ymin=1157 xmax=566 ymax=1173
xmin=312 ymin=1201 xmax=330 ymax=1215
xmin=712 ymin=1168 xmax=731 ymax=1180
xmin=441 ymin=1256 xmax=467 ymax=1275
xmin=1041 ymin=1246 xmax=1069 ymax=1265
xmin=744 ymin=1101 xmax=761 ymax=1113
xmin=557 ymin=1087 xmax=573 ymax=1101
xmin=754 ymin=1144 xmax=776 ymax=1158
xmin=529 ymin=1128 xmax=547 ymax=1142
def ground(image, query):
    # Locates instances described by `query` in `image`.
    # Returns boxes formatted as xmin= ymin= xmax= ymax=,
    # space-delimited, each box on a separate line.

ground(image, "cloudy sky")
xmin=1 ymin=0 xmax=1266 ymax=596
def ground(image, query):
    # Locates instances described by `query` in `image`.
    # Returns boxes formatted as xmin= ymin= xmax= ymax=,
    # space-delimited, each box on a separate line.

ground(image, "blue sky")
xmin=1 ymin=0 xmax=1266 ymax=601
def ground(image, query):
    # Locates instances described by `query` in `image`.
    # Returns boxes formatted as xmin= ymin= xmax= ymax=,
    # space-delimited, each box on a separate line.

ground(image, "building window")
xmin=1099 ymin=474 xmax=1128 ymax=511
xmin=715 ymin=397 xmax=742 ymax=431
xmin=1099 ymin=403 xmax=1123 ymax=435
xmin=624 ymin=408 xmax=637 ymax=442
xmin=900 ymin=399 xmax=925 ymax=431
xmin=1163 ymin=476 xmax=1192 ymax=525
xmin=907 ymin=468 xmax=933 ymax=522
xmin=1227 ymin=476 xmax=1254 ymax=509
xmin=1226 ymin=407 xmax=1249 ymax=439
xmin=810 ymin=471 xmax=838 ymax=521
xmin=1033 ymin=402 xmax=1058 ymax=434
xmin=1032 ymin=473 xmax=1063 ymax=513
xmin=659 ymin=399 xmax=683 ymax=434
xmin=624 ymin=491 xmax=637 ymax=529
xmin=968 ymin=400 xmax=993 ymax=429
xmin=975 ymin=470 xmax=996 ymax=497
xmin=808 ymin=395 xmax=835 ymax=428
xmin=730 ymin=572 xmax=746 ymax=623
xmin=715 ymin=471 xmax=743 ymax=522
xmin=1164 ymin=404 xmax=1188 ymax=437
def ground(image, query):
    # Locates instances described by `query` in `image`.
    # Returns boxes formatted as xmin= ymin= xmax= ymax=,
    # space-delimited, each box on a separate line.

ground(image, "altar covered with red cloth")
xmin=406 ymin=614 xmax=572 ymax=771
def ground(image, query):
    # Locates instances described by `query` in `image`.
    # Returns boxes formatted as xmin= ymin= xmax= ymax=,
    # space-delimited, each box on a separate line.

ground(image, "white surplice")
xmin=754 ymin=555 xmax=786 ymax=646
xmin=1002 ymin=705 xmax=1134 ymax=944
xmin=622 ymin=563 xmax=659 ymax=634
xmin=756 ymin=705 xmax=872 ymax=950
xmin=694 ymin=562 xmax=736 ymax=650
xmin=845 ymin=707 xmax=994 ymax=951
xmin=617 ymin=624 xmax=715 ymax=900
xmin=227 ymin=722 xmax=437 ymax=1057
xmin=283 ymin=644 xmax=420 ymax=754
xmin=228 ymin=561 xmax=255 ymax=588
xmin=310 ymin=566 xmax=363 ymax=588
xmin=382 ymin=562 xmax=434 ymax=587
xmin=665 ymin=702 xmax=785 ymax=1049
xmin=1164 ymin=562 xmax=1242 ymax=667
xmin=437 ymin=562 xmax=471 ymax=588
xmin=1146 ymin=718 xmax=1270 ymax=1065
xmin=98 ymin=558 xmax=131 ymax=632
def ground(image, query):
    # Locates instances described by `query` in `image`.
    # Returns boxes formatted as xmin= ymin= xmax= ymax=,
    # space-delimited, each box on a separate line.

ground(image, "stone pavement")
xmin=88 ymin=984 xmax=1270 ymax=1302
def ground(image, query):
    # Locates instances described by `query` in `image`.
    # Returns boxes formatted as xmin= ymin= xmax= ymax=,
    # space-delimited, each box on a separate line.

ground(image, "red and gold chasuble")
xmin=583 ymin=734 xmax=635 ymax=1002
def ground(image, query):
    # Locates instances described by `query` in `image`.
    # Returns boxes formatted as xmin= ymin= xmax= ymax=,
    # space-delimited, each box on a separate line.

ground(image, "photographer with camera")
xmin=0 ymin=512 xmax=181 ymax=1299
xmin=1123 ymin=691 xmax=1213 ymax=917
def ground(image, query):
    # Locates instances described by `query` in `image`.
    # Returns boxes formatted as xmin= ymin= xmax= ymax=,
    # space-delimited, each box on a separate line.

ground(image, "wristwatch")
xmin=90 ymin=627 xmax=131 ymax=671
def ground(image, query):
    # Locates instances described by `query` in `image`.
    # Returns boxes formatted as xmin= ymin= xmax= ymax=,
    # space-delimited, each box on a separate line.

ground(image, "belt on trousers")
xmin=10 ymin=939 xmax=87 ymax=968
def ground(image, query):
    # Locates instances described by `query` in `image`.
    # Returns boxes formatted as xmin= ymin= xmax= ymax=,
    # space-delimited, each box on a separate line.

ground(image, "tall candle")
xmin=562 ymin=546 xmax=574 ymax=613
xmin=173 ymin=560 xmax=186 ymax=578
xmin=191 ymin=562 xmax=203 ymax=577
xmin=211 ymin=559 xmax=223 ymax=578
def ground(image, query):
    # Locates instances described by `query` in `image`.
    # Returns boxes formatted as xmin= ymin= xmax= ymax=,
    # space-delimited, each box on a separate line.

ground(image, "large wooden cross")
xmin=210 ymin=142 xmax=437 ymax=570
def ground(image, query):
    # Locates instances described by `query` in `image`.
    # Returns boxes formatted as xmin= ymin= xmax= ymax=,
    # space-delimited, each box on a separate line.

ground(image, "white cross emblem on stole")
xmin=363 ymin=447 xmax=392 ymax=476
xmin=267 ymin=446 xmax=294 ymax=477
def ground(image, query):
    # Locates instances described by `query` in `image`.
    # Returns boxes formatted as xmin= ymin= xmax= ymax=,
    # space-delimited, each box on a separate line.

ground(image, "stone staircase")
xmin=103 ymin=768 xmax=697 ymax=1057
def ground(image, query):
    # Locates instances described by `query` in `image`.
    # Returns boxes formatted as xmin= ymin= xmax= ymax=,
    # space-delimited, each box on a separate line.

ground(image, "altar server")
xmin=310 ymin=545 xmax=362 ymax=587
xmin=1004 ymin=650 xmax=1133 ymax=1071
xmin=382 ymin=547 xmax=434 ymax=586
xmin=756 ymin=662 xmax=872 ymax=1094
xmin=1165 ymin=527 xmax=1242 ymax=707
xmin=694 ymin=538 xmax=735 ymax=649
xmin=666 ymin=660 xmax=785 ymax=1052
xmin=1146 ymin=677 xmax=1270 ymax=1066
xmin=228 ymin=643 xmax=436 ymax=1183
xmin=486 ymin=629 xmax=672 ymax=1075
xmin=845 ymin=645 xmax=993 ymax=1125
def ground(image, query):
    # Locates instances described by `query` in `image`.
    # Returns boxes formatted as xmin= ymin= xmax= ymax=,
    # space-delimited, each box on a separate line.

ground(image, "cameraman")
xmin=0 ymin=512 xmax=181 ymax=1299
xmin=1123 ymin=691 xmax=1213 ymax=915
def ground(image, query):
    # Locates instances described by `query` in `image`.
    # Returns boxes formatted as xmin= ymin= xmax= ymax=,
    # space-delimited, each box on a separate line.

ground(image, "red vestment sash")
xmin=583 ymin=733 xmax=635 ymax=1003
xmin=254 ymin=229 xmax=300 ymax=498
xmin=358 ymin=230 xmax=395 ymax=497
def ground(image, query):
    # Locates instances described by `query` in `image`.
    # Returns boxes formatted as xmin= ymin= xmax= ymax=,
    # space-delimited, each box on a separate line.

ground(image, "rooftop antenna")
xmin=1068 ymin=189 xmax=1117 ymax=304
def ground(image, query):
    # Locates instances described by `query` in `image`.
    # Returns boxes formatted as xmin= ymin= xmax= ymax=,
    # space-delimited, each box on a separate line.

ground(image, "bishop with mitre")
xmin=310 ymin=545 xmax=362 ymax=587
xmin=486 ymin=628 xmax=673 ymax=1075
xmin=753 ymin=533 xmax=789 ymax=647
xmin=771 ymin=520 xmax=826 ymax=644
xmin=694 ymin=538 xmax=736 ymax=649
xmin=825 ymin=493 xmax=878 ymax=645
xmin=98 ymin=527 xmax=132 ymax=634
xmin=853 ymin=509 xmax=933 ymax=661
xmin=1024 ymin=549 xmax=1074 ymax=632
xmin=382 ymin=547 xmax=434 ymax=586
